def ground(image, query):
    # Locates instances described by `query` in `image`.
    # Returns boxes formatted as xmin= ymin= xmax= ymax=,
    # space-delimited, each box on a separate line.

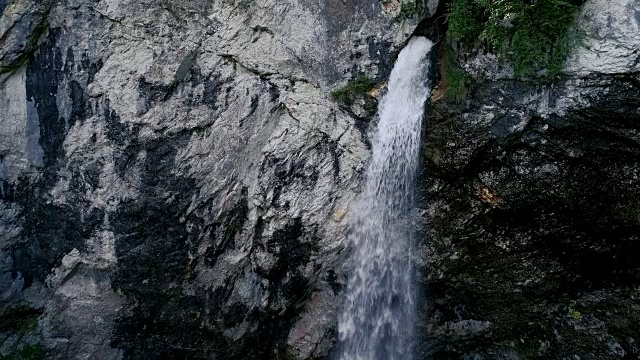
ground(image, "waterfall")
xmin=336 ymin=36 xmax=435 ymax=360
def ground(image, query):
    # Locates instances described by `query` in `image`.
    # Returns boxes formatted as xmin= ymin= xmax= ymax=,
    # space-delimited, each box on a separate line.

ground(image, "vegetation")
xmin=446 ymin=0 xmax=584 ymax=76
xmin=330 ymin=76 xmax=376 ymax=106
xmin=442 ymin=46 xmax=470 ymax=102
xmin=398 ymin=0 xmax=422 ymax=19
xmin=568 ymin=307 xmax=582 ymax=319
xmin=0 ymin=344 xmax=46 ymax=360
xmin=0 ymin=306 xmax=40 ymax=335
xmin=447 ymin=0 xmax=485 ymax=42
xmin=0 ymin=307 xmax=45 ymax=360
xmin=380 ymin=0 xmax=422 ymax=19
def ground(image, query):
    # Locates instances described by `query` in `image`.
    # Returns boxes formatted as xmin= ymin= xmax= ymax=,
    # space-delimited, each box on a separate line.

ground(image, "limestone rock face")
xmin=567 ymin=0 xmax=640 ymax=75
xmin=421 ymin=0 xmax=640 ymax=358
xmin=4 ymin=0 xmax=639 ymax=358
xmin=0 ymin=0 xmax=421 ymax=359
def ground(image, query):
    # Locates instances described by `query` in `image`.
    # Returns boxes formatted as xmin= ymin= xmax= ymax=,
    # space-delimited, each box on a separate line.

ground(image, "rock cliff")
xmin=2 ymin=0 xmax=640 ymax=359
xmin=422 ymin=0 xmax=640 ymax=358
xmin=0 ymin=0 xmax=424 ymax=358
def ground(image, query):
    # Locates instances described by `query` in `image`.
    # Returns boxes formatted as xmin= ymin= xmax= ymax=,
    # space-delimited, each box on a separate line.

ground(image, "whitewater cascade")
xmin=336 ymin=37 xmax=435 ymax=360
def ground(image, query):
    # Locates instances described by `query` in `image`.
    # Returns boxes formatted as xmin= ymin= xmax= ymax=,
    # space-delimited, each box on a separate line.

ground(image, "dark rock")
xmin=420 ymin=63 xmax=640 ymax=359
xmin=25 ymin=29 xmax=65 ymax=168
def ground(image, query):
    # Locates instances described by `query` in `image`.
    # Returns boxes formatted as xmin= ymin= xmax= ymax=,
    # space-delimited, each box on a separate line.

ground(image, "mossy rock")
xmin=330 ymin=76 xmax=376 ymax=107
xmin=0 ymin=306 xmax=41 ymax=335
xmin=446 ymin=0 xmax=586 ymax=77
xmin=0 ymin=344 xmax=46 ymax=360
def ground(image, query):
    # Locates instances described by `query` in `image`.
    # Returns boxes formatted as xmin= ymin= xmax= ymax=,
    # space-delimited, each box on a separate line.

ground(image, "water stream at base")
xmin=336 ymin=36 xmax=435 ymax=360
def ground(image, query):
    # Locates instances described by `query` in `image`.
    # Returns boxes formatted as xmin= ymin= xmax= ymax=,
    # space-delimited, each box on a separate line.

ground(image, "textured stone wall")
xmin=0 ymin=0 xmax=423 ymax=358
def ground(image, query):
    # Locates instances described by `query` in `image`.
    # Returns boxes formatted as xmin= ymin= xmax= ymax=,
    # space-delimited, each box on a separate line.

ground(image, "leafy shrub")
xmin=447 ymin=0 xmax=484 ymax=42
xmin=447 ymin=0 xmax=584 ymax=76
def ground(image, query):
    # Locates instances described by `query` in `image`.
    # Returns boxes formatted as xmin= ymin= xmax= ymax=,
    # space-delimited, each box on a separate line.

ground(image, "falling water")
xmin=336 ymin=37 xmax=435 ymax=360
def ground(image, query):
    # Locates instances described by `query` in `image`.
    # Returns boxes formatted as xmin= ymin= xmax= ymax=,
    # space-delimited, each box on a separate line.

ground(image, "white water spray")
xmin=336 ymin=37 xmax=435 ymax=360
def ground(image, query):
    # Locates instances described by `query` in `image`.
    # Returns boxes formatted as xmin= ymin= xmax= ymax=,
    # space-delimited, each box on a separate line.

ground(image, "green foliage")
xmin=331 ymin=76 xmax=376 ymax=106
xmin=0 ymin=306 xmax=40 ymax=335
xmin=381 ymin=0 xmax=422 ymax=19
xmin=398 ymin=0 xmax=422 ymax=19
xmin=568 ymin=307 xmax=582 ymax=319
xmin=447 ymin=0 xmax=484 ymax=42
xmin=0 ymin=308 xmax=44 ymax=360
xmin=0 ymin=344 xmax=46 ymax=360
xmin=511 ymin=0 xmax=581 ymax=76
xmin=398 ymin=5 xmax=418 ymax=19
xmin=442 ymin=46 xmax=470 ymax=102
xmin=446 ymin=0 xmax=583 ymax=76
xmin=446 ymin=68 xmax=468 ymax=101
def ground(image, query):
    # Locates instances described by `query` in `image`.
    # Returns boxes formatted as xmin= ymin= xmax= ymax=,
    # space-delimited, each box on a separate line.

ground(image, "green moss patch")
xmin=330 ymin=76 xmax=376 ymax=106
xmin=442 ymin=46 xmax=470 ymax=102
xmin=0 ymin=306 xmax=41 ymax=335
xmin=446 ymin=0 xmax=584 ymax=76
xmin=0 ymin=344 xmax=46 ymax=360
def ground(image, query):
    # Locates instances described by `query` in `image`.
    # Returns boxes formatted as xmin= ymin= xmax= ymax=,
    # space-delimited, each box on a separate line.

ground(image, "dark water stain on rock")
xmin=367 ymin=36 xmax=393 ymax=81
xmin=107 ymin=127 xmax=321 ymax=359
xmin=110 ymin=133 xmax=201 ymax=358
xmin=138 ymin=67 xmax=225 ymax=113
xmin=203 ymin=193 xmax=249 ymax=268
xmin=250 ymin=218 xmax=319 ymax=359
xmin=10 ymin=183 xmax=103 ymax=288
xmin=103 ymin=98 xmax=133 ymax=148
xmin=0 ymin=0 xmax=9 ymax=15
xmin=7 ymin=28 xmax=104 ymax=291
xmin=26 ymin=29 xmax=65 ymax=169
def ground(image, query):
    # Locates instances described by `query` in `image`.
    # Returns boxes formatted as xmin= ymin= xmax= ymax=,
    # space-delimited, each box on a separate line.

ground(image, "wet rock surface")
xmin=420 ymin=0 xmax=640 ymax=358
